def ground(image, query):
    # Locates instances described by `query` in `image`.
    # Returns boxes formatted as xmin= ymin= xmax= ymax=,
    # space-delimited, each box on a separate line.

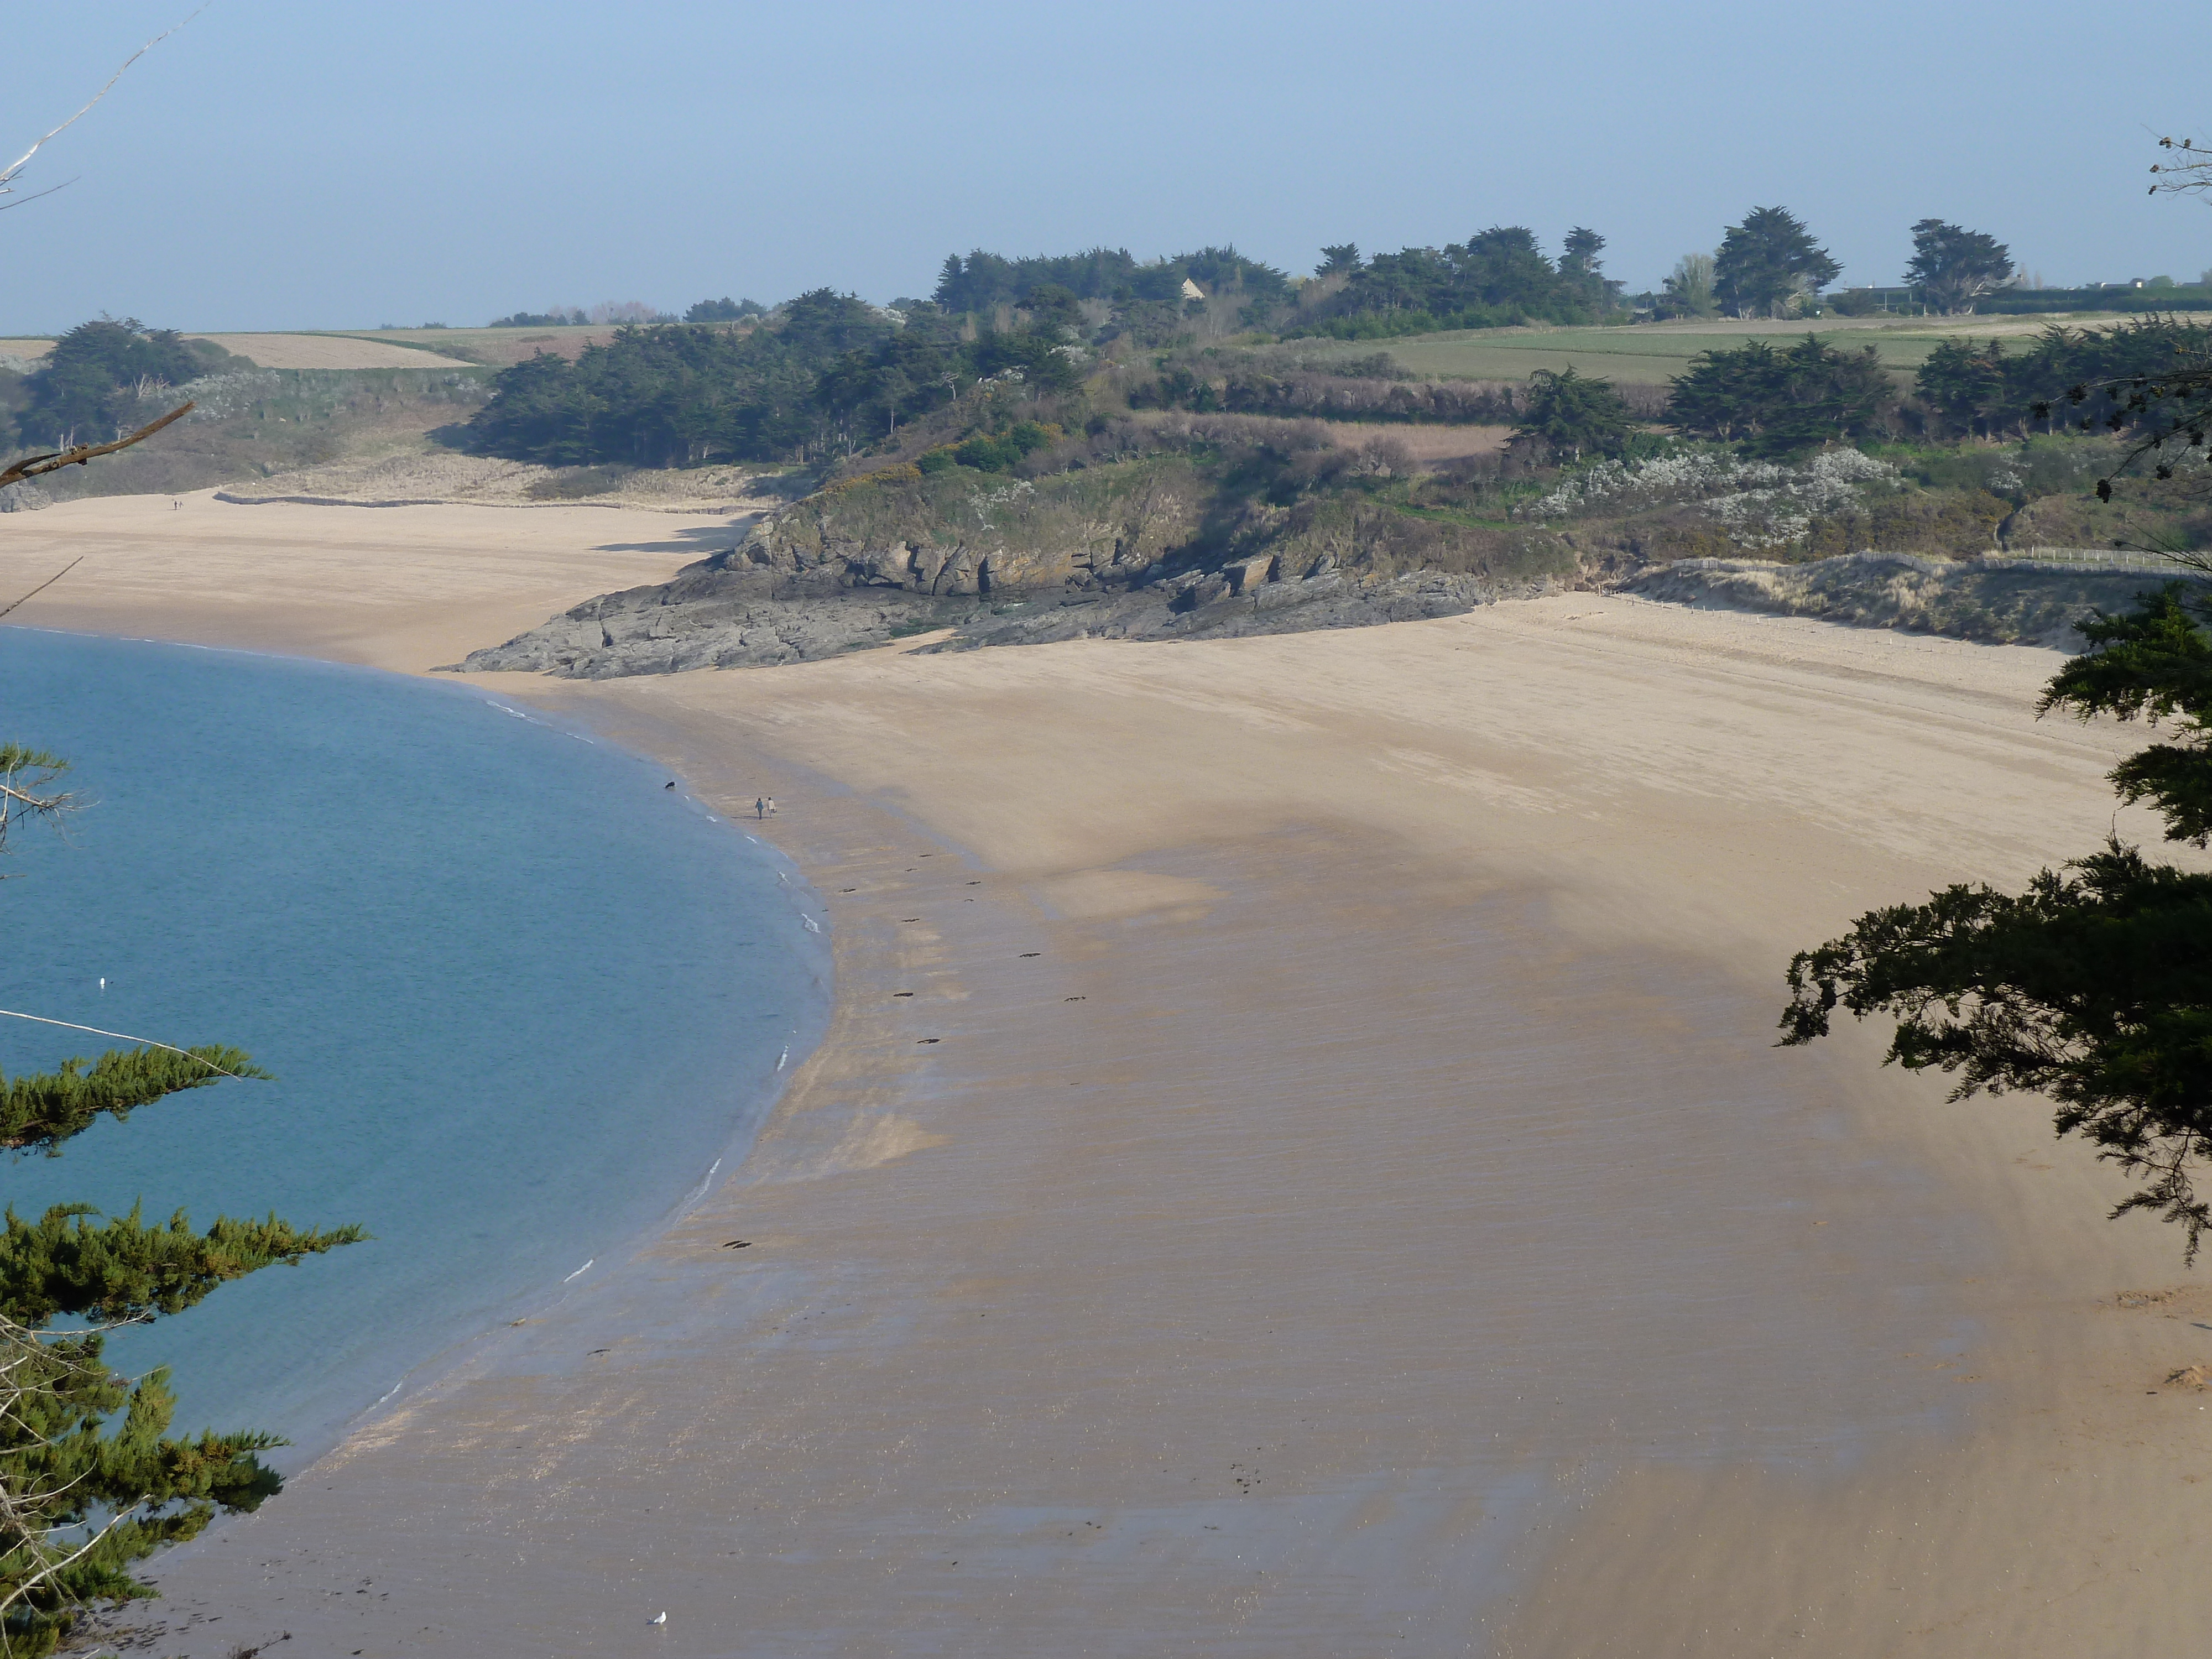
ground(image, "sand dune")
xmin=222 ymin=450 xmax=778 ymax=513
xmin=3 ymin=498 xmax=2206 ymax=1656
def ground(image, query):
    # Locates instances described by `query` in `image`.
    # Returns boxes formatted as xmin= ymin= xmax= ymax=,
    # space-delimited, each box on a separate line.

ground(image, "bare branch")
xmin=0 ymin=179 xmax=78 ymax=218
xmin=0 ymin=7 xmax=210 ymax=204
xmin=0 ymin=747 xmax=72 ymax=861
xmin=2149 ymin=134 xmax=2212 ymax=200
xmin=0 ymin=400 xmax=194 ymax=492
xmin=0 ymin=556 xmax=82 ymax=624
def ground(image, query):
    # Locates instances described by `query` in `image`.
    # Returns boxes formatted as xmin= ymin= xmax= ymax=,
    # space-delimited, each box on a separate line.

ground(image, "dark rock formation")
xmin=447 ymin=541 xmax=1564 ymax=679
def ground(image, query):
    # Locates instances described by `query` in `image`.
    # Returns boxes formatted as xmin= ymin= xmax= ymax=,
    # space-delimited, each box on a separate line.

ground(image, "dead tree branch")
xmin=0 ymin=400 xmax=194 ymax=491
xmin=0 ymin=557 xmax=82 ymax=624
xmin=0 ymin=7 xmax=209 ymax=210
xmin=2149 ymin=134 xmax=2212 ymax=200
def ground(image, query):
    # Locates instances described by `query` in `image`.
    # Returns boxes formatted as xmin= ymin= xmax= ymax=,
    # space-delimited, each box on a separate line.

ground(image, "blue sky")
xmin=4 ymin=1 xmax=2206 ymax=332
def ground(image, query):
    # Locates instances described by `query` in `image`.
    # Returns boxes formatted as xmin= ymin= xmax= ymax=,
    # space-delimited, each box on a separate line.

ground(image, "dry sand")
xmin=3 ymin=499 xmax=2209 ymax=1656
xmin=0 ymin=491 xmax=749 ymax=674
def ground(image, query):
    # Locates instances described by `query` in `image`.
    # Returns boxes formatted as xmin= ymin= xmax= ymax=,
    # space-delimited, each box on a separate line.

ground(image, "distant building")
xmin=1180 ymin=278 xmax=1206 ymax=301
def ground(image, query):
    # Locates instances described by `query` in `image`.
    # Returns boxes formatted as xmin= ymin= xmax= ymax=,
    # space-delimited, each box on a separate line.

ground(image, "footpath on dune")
xmin=2 ymin=493 xmax=2208 ymax=1657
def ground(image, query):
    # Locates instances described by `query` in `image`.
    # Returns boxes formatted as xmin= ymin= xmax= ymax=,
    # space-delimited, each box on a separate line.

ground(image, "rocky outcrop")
xmin=448 ymin=547 xmax=1566 ymax=679
xmin=446 ymin=457 xmax=1583 ymax=679
xmin=1623 ymin=551 xmax=2200 ymax=650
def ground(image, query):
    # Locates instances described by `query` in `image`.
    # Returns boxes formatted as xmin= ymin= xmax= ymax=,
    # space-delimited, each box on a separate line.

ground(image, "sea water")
xmin=0 ymin=628 xmax=828 ymax=1465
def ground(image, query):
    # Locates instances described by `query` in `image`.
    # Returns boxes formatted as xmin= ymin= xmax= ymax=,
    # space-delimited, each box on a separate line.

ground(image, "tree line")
xmin=922 ymin=208 xmax=2029 ymax=339
xmin=932 ymin=246 xmax=1291 ymax=314
xmin=1913 ymin=316 xmax=2212 ymax=440
xmin=458 ymin=295 xmax=2212 ymax=474
xmin=1293 ymin=226 xmax=1620 ymax=337
xmin=488 ymin=299 xmax=769 ymax=327
xmin=1513 ymin=316 xmax=2212 ymax=461
xmin=3 ymin=320 xmax=235 ymax=450
xmin=488 ymin=206 xmax=2032 ymax=352
xmin=461 ymin=289 xmax=1085 ymax=467
xmin=455 ymin=207 xmax=2032 ymax=468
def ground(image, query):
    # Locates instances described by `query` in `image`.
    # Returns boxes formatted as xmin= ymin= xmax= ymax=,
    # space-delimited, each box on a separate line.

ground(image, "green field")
xmin=1291 ymin=313 xmax=2140 ymax=385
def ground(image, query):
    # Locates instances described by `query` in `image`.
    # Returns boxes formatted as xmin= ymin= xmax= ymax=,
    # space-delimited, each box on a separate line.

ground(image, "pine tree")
xmin=1781 ymin=583 xmax=2212 ymax=1258
xmin=1903 ymin=220 xmax=2015 ymax=316
xmin=0 ymin=27 xmax=354 ymax=1641
xmin=1713 ymin=206 xmax=1841 ymax=319
xmin=1513 ymin=367 xmax=1633 ymax=461
xmin=0 ymin=727 xmax=362 ymax=1657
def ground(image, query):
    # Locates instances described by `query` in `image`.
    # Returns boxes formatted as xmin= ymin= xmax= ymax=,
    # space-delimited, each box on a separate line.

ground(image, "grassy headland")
xmin=8 ymin=225 xmax=2208 ymax=646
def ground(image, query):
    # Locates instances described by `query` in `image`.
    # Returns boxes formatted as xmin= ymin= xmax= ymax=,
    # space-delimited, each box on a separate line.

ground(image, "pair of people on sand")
xmin=754 ymin=796 xmax=776 ymax=819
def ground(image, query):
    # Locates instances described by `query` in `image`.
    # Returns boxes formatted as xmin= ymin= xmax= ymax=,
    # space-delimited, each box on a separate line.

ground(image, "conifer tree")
xmin=1781 ymin=583 xmax=2212 ymax=1258
xmin=1713 ymin=206 xmax=1841 ymax=319
xmin=0 ymin=747 xmax=363 ymax=1655
xmin=0 ymin=26 xmax=359 ymax=1644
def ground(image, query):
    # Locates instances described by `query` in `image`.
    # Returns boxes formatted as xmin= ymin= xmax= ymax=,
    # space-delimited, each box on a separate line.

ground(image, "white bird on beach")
xmin=649 ymin=1611 xmax=668 ymax=1626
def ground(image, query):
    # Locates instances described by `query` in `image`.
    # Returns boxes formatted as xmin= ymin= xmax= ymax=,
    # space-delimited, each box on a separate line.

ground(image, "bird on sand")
xmin=649 ymin=1610 xmax=667 ymax=1625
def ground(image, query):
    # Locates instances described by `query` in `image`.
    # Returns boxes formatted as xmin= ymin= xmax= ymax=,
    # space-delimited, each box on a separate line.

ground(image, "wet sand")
xmin=5 ymin=495 xmax=2211 ymax=1655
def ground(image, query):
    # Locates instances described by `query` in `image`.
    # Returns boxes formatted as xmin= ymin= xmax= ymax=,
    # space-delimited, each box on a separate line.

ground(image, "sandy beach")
xmin=4 ymin=493 xmax=2210 ymax=1656
xmin=0 ymin=491 xmax=747 ymax=675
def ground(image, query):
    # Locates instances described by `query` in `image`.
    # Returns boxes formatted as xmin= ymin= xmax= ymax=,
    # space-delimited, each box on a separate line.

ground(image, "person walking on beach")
xmin=754 ymin=797 xmax=766 ymax=820
xmin=765 ymin=797 xmax=777 ymax=816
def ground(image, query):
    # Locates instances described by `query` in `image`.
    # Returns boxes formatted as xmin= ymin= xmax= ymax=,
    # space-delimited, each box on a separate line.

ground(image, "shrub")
xmin=1667 ymin=335 xmax=1896 ymax=456
xmin=1912 ymin=319 xmax=2212 ymax=440
xmin=954 ymin=435 xmax=1011 ymax=469
xmin=818 ymin=463 xmax=922 ymax=497
xmin=947 ymin=421 xmax=1063 ymax=472
xmin=1514 ymin=367 xmax=1634 ymax=461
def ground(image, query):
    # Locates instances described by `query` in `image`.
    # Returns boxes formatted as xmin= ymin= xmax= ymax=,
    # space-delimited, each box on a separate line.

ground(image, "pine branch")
xmin=0 ymin=749 xmax=70 ymax=864
xmin=0 ymin=1204 xmax=367 ymax=1328
xmin=0 ymin=1046 xmax=266 ymax=1159
xmin=0 ymin=1317 xmax=286 ymax=1650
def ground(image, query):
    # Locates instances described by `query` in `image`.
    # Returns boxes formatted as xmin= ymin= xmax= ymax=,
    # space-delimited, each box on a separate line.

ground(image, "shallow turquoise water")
xmin=0 ymin=628 xmax=828 ymax=1465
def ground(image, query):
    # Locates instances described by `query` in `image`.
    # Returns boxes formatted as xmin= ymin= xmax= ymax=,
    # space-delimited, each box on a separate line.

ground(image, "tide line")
xmin=681 ymin=1157 xmax=724 ymax=1208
